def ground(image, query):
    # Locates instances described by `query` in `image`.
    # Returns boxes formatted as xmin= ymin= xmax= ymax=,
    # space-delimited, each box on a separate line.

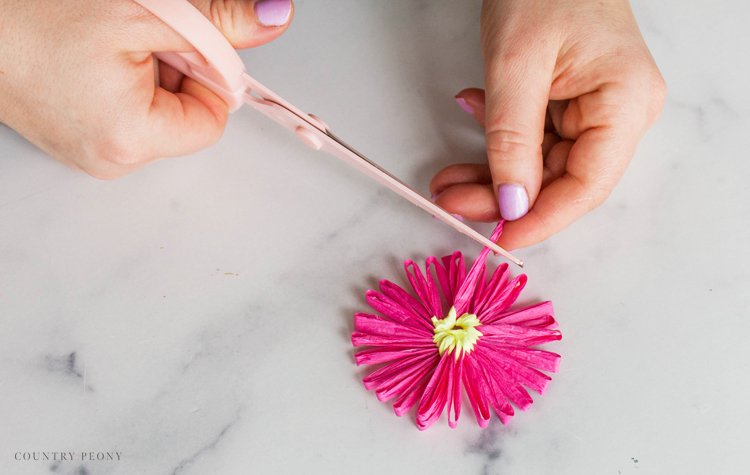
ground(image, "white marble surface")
xmin=1 ymin=1 xmax=749 ymax=474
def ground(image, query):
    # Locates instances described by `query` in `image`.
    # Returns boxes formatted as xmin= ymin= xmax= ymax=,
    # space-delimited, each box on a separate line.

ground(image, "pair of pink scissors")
xmin=133 ymin=0 xmax=523 ymax=267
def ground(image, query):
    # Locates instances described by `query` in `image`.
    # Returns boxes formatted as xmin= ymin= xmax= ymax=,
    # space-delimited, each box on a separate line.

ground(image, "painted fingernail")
xmin=497 ymin=184 xmax=529 ymax=221
xmin=256 ymin=0 xmax=292 ymax=26
xmin=455 ymin=97 xmax=473 ymax=115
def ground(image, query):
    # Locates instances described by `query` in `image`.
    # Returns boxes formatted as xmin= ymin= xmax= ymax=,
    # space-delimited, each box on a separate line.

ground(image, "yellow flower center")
xmin=431 ymin=307 xmax=482 ymax=360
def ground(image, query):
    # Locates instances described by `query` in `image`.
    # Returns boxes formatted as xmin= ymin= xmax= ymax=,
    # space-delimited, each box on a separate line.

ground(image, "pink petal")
xmin=483 ymin=301 xmax=557 ymax=328
xmin=366 ymin=287 xmax=432 ymax=331
xmin=453 ymin=222 xmax=506 ymax=314
xmin=354 ymin=313 xmax=431 ymax=338
xmin=467 ymin=264 xmax=487 ymax=315
xmin=482 ymin=365 xmax=516 ymax=424
xmin=475 ymin=348 xmax=534 ymax=411
xmin=379 ymin=280 xmax=434 ymax=329
xmin=351 ymin=332 xmax=435 ymax=348
xmin=471 ymin=353 xmax=516 ymax=424
xmin=491 ymin=347 xmax=561 ymax=373
xmin=462 ymin=356 xmax=492 ymax=428
xmin=479 ymin=323 xmax=562 ymax=347
xmin=403 ymin=260 xmax=442 ymax=318
xmin=478 ymin=275 xmax=527 ymax=320
xmin=449 ymin=253 xmax=468 ymax=290
xmin=372 ymin=353 xmax=441 ymax=402
xmin=453 ymin=259 xmax=486 ymax=315
xmin=415 ymin=354 xmax=453 ymax=430
xmin=427 ymin=256 xmax=449 ymax=302
xmin=423 ymin=261 xmax=444 ymax=317
xmin=363 ymin=351 xmax=436 ymax=391
xmin=473 ymin=263 xmax=510 ymax=314
xmin=375 ymin=357 xmax=438 ymax=403
xmin=448 ymin=357 xmax=463 ymax=428
xmin=489 ymin=221 xmax=506 ymax=242
xmin=393 ymin=372 xmax=431 ymax=417
xmin=432 ymin=252 xmax=466 ymax=304
xmin=354 ymin=347 xmax=435 ymax=366
xmin=478 ymin=345 xmax=552 ymax=394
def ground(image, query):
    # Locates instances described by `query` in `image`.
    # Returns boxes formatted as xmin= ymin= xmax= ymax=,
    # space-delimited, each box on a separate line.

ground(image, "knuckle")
xmin=590 ymin=187 xmax=610 ymax=208
xmin=574 ymin=191 xmax=606 ymax=213
xmin=84 ymin=168 xmax=125 ymax=181
xmin=647 ymin=72 xmax=668 ymax=115
xmin=99 ymin=147 xmax=135 ymax=166
xmin=607 ymin=63 xmax=667 ymax=130
xmin=76 ymin=159 xmax=127 ymax=180
xmin=626 ymin=76 xmax=666 ymax=128
xmin=495 ymin=46 xmax=528 ymax=69
xmin=585 ymin=182 xmax=613 ymax=210
xmin=569 ymin=174 xmax=612 ymax=212
xmin=485 ymin=127 xmax=538 ymax=160
xmin=651 ymin=72 xmax=668 ymax=101
xmin=209 ymin=0 xmax=244 ymax=39
xmin=207 ymin=119 xmax=226 ymax=145
xmin=626 ymin=61 xmax=668 ymax=119
xmin=92 ymin=131 xmax=144 ymax=166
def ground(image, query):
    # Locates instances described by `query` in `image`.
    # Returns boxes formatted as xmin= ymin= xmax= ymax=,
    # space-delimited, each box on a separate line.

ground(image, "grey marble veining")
xmin=1 ymin=1 xmax=749 ymax=474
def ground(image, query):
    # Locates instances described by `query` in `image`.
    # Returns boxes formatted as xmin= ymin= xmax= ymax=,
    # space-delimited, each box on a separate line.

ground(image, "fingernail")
xmin=455 ymin=97 xmax=473 ymax=115
xmin=497 ymin=184 xmax=529 ymax=221
xmin=256 ymin=0 xmax=292 ymax=26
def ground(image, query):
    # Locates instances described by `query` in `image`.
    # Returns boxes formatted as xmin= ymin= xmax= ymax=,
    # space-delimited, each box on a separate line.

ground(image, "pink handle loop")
xmin=133 ymin=0 xmax=247 ymax=111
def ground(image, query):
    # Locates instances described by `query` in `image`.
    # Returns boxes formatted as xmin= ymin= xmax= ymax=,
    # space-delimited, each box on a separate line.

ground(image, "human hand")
xmin=0 ymin=0 xmax=293 ymax=179
xmin=430 ymin=0 xmax=665 ymax=250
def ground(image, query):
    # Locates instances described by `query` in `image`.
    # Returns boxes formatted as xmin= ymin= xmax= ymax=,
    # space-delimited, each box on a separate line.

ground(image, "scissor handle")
xmin=133 ymin=0 xmax=247 ymax=111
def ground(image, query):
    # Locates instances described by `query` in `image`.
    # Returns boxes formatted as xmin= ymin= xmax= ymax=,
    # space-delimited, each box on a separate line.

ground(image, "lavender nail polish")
xmin=256 ymin=0 xmax=292 ymax=26
xmin=497 ymin=184 xmax=529 ymax=221
xmin=455 ymin=97 xmax=473 ymax=115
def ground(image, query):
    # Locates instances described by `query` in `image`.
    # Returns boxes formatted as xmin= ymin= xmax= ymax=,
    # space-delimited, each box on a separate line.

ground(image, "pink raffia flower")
xmin=351 ymin=222 xmax=561 ymax=430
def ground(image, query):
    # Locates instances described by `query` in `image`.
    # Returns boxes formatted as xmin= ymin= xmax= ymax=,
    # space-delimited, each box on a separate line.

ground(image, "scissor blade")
xmin=240 ymin=89 xmax=523 ymax=267
xmin=324 ymin=131 xmax=524 ymax=267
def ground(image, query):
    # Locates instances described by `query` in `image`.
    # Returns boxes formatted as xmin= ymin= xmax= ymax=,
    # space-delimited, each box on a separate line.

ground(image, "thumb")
xmin=189 ymin=0 xmax=294 ymax=48
xmin=482 ymin=34 xmax=553 ymax=221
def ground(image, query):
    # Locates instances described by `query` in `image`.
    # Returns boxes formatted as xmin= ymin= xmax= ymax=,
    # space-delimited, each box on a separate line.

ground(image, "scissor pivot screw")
xmin=295 ymin=126 xmax=323 ymax=151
